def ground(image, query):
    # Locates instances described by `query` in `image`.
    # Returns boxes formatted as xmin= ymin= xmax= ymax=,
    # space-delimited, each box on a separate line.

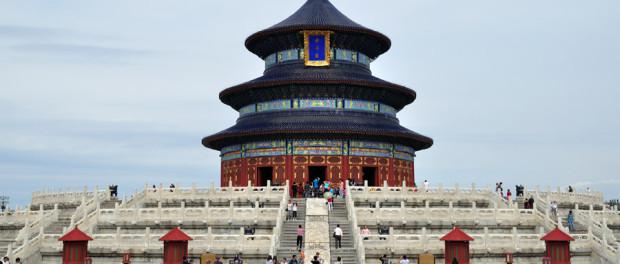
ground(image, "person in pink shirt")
xmin=296 ymin=225 xmax=304 ymax=250
xmin=361 ymin=225 xmax=370 ymax=240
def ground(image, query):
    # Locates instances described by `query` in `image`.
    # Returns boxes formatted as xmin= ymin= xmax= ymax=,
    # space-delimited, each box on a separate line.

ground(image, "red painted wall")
xmin=221 ymin=155 xmax=415 ymax=187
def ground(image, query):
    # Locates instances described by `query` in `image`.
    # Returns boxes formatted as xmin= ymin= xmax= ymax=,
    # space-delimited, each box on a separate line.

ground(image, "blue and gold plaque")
xmin=303 ymin=31 xmax=331 ymax=67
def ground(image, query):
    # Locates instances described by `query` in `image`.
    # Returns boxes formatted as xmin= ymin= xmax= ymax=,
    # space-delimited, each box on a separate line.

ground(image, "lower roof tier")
xmin=202 ymin=110 xmax=433 ymax=151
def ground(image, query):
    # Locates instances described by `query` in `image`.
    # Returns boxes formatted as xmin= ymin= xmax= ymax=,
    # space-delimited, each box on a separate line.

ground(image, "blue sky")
xmin=1 ymin=0 xmax=619 ymax=206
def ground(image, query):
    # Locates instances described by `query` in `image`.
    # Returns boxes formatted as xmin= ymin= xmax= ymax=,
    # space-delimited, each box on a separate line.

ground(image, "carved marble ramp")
xmin=304 ymin=198 xmax=331 ymax=264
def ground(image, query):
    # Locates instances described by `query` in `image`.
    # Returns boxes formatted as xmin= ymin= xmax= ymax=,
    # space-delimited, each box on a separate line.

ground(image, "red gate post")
xmin=540 ymin=227 xmax=574 ymax=264
xmin=160 ymin=227 xmax=193 ymax=264
xmin=440 ymin=227 xmax=474 ymax=264
xmin=58 ymin=227 xmax=94 ymax=264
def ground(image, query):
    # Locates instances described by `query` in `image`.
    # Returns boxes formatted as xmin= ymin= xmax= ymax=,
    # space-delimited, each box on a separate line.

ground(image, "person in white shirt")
xmin=399 ymin=255 xmax=409 ymax=264
xmin=423 ymin=180 xmax=429 ymax=192
xmin=287 ymin=201 xmax=293 ymax=220
xmin=334 ymin=224 xmax=343 ymax=249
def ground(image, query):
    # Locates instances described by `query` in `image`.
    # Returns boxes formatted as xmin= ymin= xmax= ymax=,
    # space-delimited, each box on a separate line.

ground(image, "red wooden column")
xmin=440 ymin=227 xmax=474 ymax=264
xmin=160 ymin=227 xmax=193 ymax=264
xmin=58 ymin=227 xmax=93 ymax=264
xmin=541 ymin=227 xmax=574 ymax=264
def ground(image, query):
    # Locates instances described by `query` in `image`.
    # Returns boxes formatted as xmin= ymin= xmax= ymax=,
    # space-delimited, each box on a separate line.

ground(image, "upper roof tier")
xmin=245 ymin=0 xmax=391 ymax=59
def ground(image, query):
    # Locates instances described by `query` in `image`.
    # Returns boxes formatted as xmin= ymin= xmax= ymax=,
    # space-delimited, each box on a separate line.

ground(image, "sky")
xmin=0 ymin=0 xmax=619 ymax=207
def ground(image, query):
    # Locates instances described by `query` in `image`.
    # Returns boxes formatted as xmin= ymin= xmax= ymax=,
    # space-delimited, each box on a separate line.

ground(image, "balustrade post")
xmin=400 ymin=201 xmax=406 ymax=221
xmin=364 ymin=180 xmax=368 ymax=188
xmin=454 ymin=183 xmax=460 ymax=194
xmin=471 ymin=183 xmax=476 ymax=193
xmin=438 ymin=183 xmax=444 ymax=194
xmin=421 ymin=227 xmax=428 ymax=249
xmin=248 ymin=180 xmax=252 ymax=188
xmin=39 ymin=225 xmax=44 ymax=240
xmin=229 ymin=201 xmax=234 ymax=219
xmin=113 ymin=202 xmax=119 ymax=220
xmin=116 ymin=226 xmax=121 ymax=245
xmin=425 ymin=200 xmax=430 ymax=222
xmin=267 ymin=180 xmax=272 ymax=195
xmin=181 ymin=201 xmax=186 ymax=222
xmin=207 ymin=226 xmax=213 ymax=244
xmin=23 ymin=218 xmax=30 ymax=245
xmin=39 ymin=204 xmax=44 ymax=221
xmin=384 ymin=180 xmax=388 ymax=188
xmin=145 ymin=227 xmax=150 ymax=248
xmin=448 ymin=201 xmax=454 ymax=223
xmin=512 ymin=227 xmax=518 ymax=250
xmin=483 ymin=227 xmax=489 ymax=249
xmin=587 ymin=225 xmax=593 ymax=242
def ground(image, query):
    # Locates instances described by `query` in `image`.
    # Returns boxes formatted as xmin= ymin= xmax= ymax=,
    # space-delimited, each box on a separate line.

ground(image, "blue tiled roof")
xmin=202 ymin=110 xmax=433 ymax=151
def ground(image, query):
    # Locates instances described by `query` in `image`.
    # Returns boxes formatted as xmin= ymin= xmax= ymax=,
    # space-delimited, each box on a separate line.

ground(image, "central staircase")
xmin=329 ymin=199 xmax=357 ymax=264
xmin=276 ymin=198 xmax=306 ymax=260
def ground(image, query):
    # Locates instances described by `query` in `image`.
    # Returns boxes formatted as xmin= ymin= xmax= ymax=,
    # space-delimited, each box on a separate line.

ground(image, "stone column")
xmin=304 ymin=198 xmax=331 ymax=264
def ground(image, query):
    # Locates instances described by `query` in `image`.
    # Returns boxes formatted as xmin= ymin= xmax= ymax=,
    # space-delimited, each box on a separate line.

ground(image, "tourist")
xmin=506 ymin=189 xmax=512 ymax=203
xmin=499 ymin=182 xmax=504 ymax=196
xmin=378 ymin=225 xmax=389 ymax=240
xmin=290 ymin=255 xmax=299 ymax=264
xmin=528 ymin=196 xmax=535 ymax=209
xmin=232 ymin=253 xmax=243 ymax=264
xmin=273 ymin=256 xmax=279 ymax=264
xmin=586 ymin=187 xmax=591 ymax=193
xmin=297 ymin=225 xmax=304 ymax=250
xmin=327 ymin=196 xmax=333 ymax=211
xmin=399 ymin=255 xmax=409 ymax=264
xmin=550 ymin=201 xmax=558 ymax=217
xmin=361 ymin=225 xmax=370 ymax=240
xmin=334 ymin=256 xmax=342 ymax=264
xmin=14 ymin=258 xmax=20 ymax=264
xmin=423 ymin=180 xmax=429 ymax=192
xmin=567 ymin=210 xmax=575 ymax=232
xmin=266 ymin=255 xmax=273 ymax=264
xmin=214 ymin=256 xmax=223 ymax=264
xmin=182 ymin=256 xmax=191 ymax=264
xmin=292 ymin=202 xmax=298 ymax=220
xmin=379 ymin=254 xmax=390 ymax=264
xmin=292 ymin=183 xmax=298 ymax=198
xmin=287 ymin=200 xmax=292 ymax=220
xmin=170 ymin=183 xmax=175 ymax=192
xmin=313 ymin=252 xmax=324 ymax=263
xmin=311 ymin=256 xmax=321 ymax=264
xmin=568 ymin=185 xmax=574 ymax=193
xmin=334 ymin=224 xmax=343 ymax=249
xmin=2 ymin=256 xmax=9 ymax=264
xmin=313 ymin=177 xmax=319 ymax=191
xmin=281 ymin=257 xmax=288 ymax=264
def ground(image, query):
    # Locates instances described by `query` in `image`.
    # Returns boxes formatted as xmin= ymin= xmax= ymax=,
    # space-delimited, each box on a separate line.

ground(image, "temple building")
xmin=202 ymin=0 xmax=433 ymax=187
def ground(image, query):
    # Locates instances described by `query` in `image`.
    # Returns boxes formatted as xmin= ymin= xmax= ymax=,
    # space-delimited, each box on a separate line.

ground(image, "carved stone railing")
xmin=525 ymin=187 xmax=604 ymax=206
xmin=356 ymin=205 xmax=537 ymax=226
xmin=346 ymin=181 xmax=366 ymax=264
xmin=6 ymin=205 xmax=59 ymax=259
xmin=362 ymin=231 xmax=593 ymax=255
xmin=39 ymin=231 xmax=272 ymax=254
xmin=32 ymin=187 xmax=108 ymax=206
xmin=269 ymin=181 xmax=288 ymax=256
xmin=348 ymin=182 xmax=494 ymax=203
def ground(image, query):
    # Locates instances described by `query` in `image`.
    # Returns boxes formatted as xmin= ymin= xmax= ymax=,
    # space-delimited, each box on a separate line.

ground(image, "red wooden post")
xmin=440 ymin=227 xmax=474 ymax=264
xmin=160 ymin=227 xmax=193 ymax=264
xmin=58 ymin=227 xmax=94 ymax=264
xmin=540 ymin=228 xmax=574 ymax=264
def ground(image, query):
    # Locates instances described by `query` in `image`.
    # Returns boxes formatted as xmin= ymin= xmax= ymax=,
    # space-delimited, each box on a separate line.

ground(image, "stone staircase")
xmin=276 ymin=198 xmax=306 ymax=260
xmin=329 ymin=199 xmax=357 ymax=264
xmin=44 ymin=209 xmax=74 ymax=235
